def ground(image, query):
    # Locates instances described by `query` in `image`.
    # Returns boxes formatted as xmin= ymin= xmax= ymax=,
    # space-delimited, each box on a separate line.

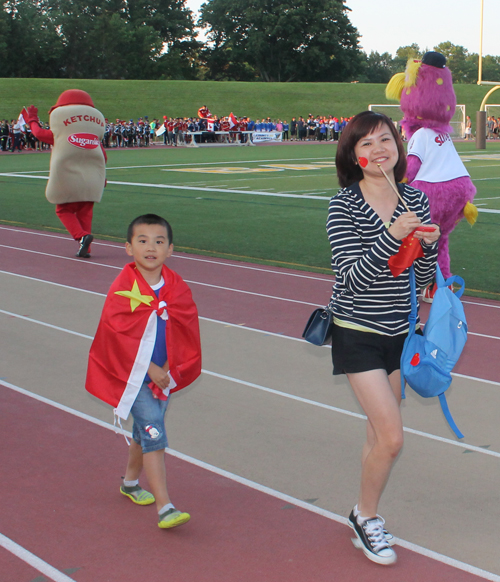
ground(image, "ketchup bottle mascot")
xmin=27 ymin=89 xmax=107 ymax=258
xmin=386 ymin=52 xmax=478 ymax=300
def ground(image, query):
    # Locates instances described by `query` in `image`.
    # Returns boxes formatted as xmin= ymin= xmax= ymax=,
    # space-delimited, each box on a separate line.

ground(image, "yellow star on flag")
xmin=115 ymin=280 xmax=154 ymax=312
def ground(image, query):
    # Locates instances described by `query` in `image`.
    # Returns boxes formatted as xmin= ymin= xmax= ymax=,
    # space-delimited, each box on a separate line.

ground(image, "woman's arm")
xmin=326 ymin=197 xmax=401 ymax=294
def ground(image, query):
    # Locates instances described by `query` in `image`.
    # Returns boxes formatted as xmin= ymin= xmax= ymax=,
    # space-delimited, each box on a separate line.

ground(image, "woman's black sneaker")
xmin=350 ymin=515 xmax=397 ymax=565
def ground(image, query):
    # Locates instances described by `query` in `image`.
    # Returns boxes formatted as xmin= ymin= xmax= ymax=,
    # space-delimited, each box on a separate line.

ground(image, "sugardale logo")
xmin=68 ymin=133 xmax=100 ymax=149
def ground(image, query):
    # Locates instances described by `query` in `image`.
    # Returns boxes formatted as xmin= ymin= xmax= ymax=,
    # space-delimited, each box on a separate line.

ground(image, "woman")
xmin=327 ymin=111 xmax=440 ymax=565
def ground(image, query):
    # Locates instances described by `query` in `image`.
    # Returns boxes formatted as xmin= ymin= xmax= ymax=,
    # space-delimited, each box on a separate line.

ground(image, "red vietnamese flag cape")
xmin=388 ymin=230 xmax=424 ymax=277
xmin=86 ymin=262 xmax=201 ymax=420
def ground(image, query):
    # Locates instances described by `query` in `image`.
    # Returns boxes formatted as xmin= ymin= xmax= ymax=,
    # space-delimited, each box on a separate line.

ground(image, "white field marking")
xmin=0 ymin=532 xmax=77 ymax=582
xmin=470 ymin=165 xmax=500 ymax=168
xmin=1 ymin=381 xmax=499 ymax=582
xmin=105 ymin=156 xmax=335 ymax=170
xmin=473 ymin=177 xmax=500 ymax=182
xmin=0 ymin=156 xmax=336 ymax=175
xmin=477 ymin=208 xmax=500 ymax=213
xmin=0 ymin=173 xmax=331 ymax=200
xmin=1 ymin=307 xmax=500 ymax=456
xmin=474 ymin=196 xmax=500 ymax=201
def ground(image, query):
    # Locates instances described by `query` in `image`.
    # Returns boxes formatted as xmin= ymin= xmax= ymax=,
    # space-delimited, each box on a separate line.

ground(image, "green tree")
xmin=2 ymin=0 xmax=64 ymax=77
xmin=391 ymin=43 xmax=422 ymax=73
xmin=199 ymin=0 xmax=362 ymax=82
xmin=433 ymin=41 xmax=475 ymax=83
xmin=358 ymin=51 xmax=394 ymax=83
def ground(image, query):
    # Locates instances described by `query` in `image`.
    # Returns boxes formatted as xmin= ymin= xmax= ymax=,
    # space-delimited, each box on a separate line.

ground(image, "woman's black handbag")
xmin=302 ymin=306 xmax=334 ymax=346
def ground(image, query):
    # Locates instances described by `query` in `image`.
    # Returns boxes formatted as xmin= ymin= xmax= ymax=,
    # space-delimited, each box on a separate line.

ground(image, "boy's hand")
xmin=147 ymin=362 xmax=170 ymax=391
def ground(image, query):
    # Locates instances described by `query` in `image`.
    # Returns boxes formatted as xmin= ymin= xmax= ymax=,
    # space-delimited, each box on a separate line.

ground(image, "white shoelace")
xmin=363 ymin=519 xmax=388 ymax=553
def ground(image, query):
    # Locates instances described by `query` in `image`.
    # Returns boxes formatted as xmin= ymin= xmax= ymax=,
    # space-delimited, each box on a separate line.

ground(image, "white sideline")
xmin=0 ymin=532 xmax=77 ymax=582
xmin=0 ymin=304 xmax=499 ymax=457
xmin=1 ymin=379 xmax=499 ymax=582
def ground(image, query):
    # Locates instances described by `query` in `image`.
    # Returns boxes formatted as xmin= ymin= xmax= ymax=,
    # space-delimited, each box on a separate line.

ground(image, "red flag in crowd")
xmin=229 ymin=112 xmax=238 ymax=128
xmin=18 ymin=107 xmax=29 ymax=130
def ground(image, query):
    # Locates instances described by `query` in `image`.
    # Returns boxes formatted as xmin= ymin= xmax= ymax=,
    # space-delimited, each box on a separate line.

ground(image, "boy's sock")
xmin=123 ymin=479 xmax=139 ymax=488
xmin=159 ymin=502 xmax=175 ymax=515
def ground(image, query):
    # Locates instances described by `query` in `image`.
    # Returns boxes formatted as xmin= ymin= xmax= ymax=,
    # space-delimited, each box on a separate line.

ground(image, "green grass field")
xmin=0 ymin=78 xmax=492 ymax=130
xmin=1 ymin=140 xmax=499 ymax=298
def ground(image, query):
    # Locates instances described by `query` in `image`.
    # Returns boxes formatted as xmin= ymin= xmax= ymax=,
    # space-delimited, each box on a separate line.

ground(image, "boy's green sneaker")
xmin=120 ymin=484 xmax=155 ymax=506
xmin=158 ymin=508 xmax=191 ymax=529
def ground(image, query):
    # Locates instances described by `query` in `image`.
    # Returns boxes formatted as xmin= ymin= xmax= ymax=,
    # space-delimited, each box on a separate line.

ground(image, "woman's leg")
xmin=347 ymin=368 xmax=404 ymax=517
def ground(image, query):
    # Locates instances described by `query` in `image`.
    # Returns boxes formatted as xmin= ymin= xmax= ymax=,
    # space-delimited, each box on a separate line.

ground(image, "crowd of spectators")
xmin=1 ymin=112 xmax=350 ymax=152
xmin=1 ymin=119 xmax=51 ymax=152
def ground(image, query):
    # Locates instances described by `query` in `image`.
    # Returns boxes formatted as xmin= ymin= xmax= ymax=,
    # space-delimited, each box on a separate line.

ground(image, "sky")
xmin=185 ymin=0 xmax=500 ymax=59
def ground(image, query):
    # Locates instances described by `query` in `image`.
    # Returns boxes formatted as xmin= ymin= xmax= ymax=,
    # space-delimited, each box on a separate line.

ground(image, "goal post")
xmin=368 ymin=104 xmax=466 ymax=140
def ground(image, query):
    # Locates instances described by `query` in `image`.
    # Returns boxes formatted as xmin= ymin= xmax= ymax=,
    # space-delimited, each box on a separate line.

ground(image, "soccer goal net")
xmin=368 ymin=104 xmax=466 ymax=139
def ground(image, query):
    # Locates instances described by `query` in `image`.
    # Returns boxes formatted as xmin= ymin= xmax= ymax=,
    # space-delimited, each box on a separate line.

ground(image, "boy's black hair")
xmin=127 ymin=214 xmax=173 ymax=244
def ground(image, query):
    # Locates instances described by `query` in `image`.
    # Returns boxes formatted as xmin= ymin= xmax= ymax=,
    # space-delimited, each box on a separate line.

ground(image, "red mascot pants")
xmin=55 ymin=201 xmax=94 ymax=241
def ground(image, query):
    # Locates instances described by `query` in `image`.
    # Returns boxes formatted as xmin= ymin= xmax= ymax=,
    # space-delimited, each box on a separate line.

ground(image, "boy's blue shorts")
xmin=130 ymin=383 xmax=170 ymax=453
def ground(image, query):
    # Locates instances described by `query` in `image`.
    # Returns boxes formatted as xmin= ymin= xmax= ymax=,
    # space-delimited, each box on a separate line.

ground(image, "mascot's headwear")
xmin=49 ymin=89 xmax=95 ymax=114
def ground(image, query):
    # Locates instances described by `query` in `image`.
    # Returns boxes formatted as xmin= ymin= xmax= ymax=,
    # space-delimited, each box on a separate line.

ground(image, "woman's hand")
xmin=413 ymin=224 xmax=441 ymax=245
xmin=388 ymin=212 xmax=422 ymax=241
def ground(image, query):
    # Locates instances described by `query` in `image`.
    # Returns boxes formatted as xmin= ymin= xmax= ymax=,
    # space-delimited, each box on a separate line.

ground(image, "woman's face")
xmin=353 ymin=123 xmax=399 ymax=178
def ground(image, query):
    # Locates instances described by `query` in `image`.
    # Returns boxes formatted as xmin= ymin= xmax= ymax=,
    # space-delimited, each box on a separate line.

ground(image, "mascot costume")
xmin=386 ymin=52 xmax=477 ymax=300
xmin=27 ymin=89 xmax=107 ymax=258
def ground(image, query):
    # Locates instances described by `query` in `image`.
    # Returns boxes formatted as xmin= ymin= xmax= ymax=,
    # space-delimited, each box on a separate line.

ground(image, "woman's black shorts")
xmin=331 ymin=324 xmax=417 ymax=376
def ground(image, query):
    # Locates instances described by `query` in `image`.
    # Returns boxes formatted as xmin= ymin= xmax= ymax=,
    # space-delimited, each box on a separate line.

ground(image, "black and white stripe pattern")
xmin=326 ymin=182 xmax=438 ymax=336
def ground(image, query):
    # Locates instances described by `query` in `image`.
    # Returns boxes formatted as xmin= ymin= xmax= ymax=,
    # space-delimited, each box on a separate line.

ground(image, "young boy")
xmin=86 ymin=214 xmax=202 ymax=528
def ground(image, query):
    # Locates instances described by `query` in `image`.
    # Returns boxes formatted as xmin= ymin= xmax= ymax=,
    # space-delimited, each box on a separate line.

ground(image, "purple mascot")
xmin=386 ymin=51 xmax=477 ymax=301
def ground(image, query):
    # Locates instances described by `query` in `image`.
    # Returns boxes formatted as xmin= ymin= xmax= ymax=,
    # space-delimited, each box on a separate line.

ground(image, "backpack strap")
xmin=401 ymin=265 xmax=418 ymax=400
xmin=438 ymin=393 xmax=464 ymax=439
xmin=436 ymin=265 xmax=465 ymax=299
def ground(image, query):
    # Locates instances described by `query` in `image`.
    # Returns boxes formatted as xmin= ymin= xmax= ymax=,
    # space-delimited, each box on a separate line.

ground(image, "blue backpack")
xmin=401 ymin=265 xmax=468 ymax=439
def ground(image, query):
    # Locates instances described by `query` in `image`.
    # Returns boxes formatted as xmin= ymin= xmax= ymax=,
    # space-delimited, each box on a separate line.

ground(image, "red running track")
xmin=1 ymin=385 xmax=492 ymax=582
xmin=1 ymin=226 xmax=499 ymax=581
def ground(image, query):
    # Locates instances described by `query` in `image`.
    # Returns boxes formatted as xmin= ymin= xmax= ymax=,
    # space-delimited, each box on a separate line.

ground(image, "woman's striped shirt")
xmin=326 ymin=182 xmax=438 ymax=336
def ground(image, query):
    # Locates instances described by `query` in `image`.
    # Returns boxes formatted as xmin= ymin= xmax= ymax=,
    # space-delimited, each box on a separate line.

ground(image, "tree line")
xmin=0 ymin=1 xmax=497 ymax=83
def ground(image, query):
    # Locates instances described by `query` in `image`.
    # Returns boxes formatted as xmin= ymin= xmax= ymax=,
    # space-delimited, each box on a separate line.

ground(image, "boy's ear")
xmin=166 ymin=243 xmax=174 ymax=257
xmin=125 ymin=242 xmax=133 ymax=257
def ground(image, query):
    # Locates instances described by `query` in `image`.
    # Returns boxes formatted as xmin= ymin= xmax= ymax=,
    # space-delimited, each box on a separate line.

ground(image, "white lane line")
xmin=477 ymin=208 xmax=500 ymax=213
xmin=1 ymin=267 xmax=499 ymax=347
xmin=1 ymin=378 xmax=499 ymax=582
xmin=1 ymin=307 xmax=499 ymax=456
xmin=0 ymin=532 xmax=77 ymax=582
xmin=0 ymin=249 xmax=319 ymax=306
xmin=0 ymin=227 xmax=335 ymax=282
xmin=0 ymin=173 xmax=330 ymax=200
